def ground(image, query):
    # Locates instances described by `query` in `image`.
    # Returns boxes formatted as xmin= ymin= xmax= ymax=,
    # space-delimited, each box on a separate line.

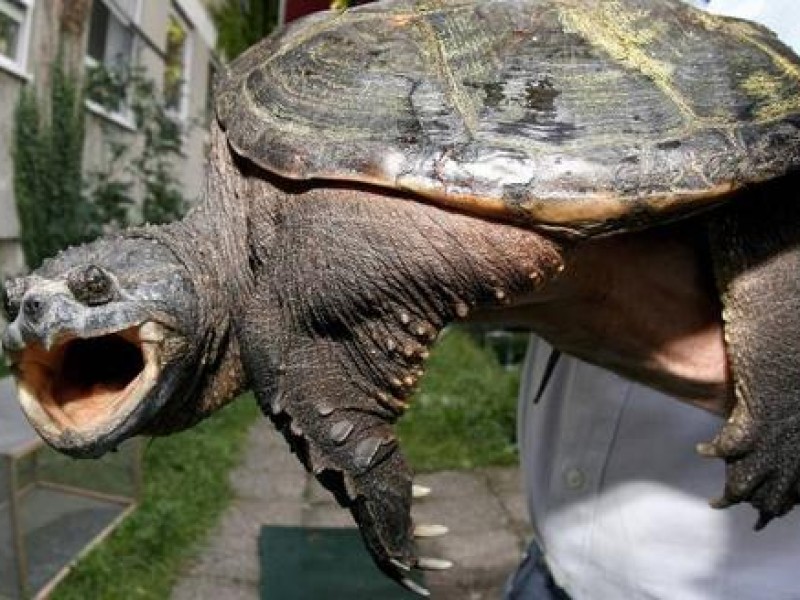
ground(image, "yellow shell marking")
xmin=741 ymin=71 xmax=799 ymax=122
xmin=694 ymin=11 xmax=800 ymax=122
xmin=559 ymin=1 xmax=697 ymax=122
xmin=409 ymin=2 xmax=484 ymax=135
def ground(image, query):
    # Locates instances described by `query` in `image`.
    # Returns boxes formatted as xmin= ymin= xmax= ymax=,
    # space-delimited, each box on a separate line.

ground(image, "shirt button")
xmin=564 ymin=467 xmax=586 ymax=490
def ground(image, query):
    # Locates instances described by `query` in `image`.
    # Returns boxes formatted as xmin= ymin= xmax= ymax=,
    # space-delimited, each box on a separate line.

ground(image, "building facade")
xmin=0 ymin=0 xmax=219 ymax=278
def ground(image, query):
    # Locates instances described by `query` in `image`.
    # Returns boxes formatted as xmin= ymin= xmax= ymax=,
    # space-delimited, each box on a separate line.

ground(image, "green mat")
xmin=259 ymin=526 xmax=424 ymax=599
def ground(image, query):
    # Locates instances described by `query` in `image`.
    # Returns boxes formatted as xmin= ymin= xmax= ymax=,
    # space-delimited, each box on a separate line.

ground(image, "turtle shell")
xmin=216 ymin=0 xmax=800 ymax=233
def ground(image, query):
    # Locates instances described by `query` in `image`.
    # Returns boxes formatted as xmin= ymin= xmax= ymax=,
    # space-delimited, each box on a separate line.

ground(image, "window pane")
xmin=86 ymin=1 xmax=135 ymax=114
xmin=0 ymin=10 xmax=20 ymax=61
xmin=88 ymin=1 xmax=133 ymax=67
xmin=114 ymin=0 xmax=138 ymax=19
xmin=106 ymin=14 xmax=133 ymax=68
xmin=164 ymin=15 xmax=188 ymax=112
xmin=87 ymin=1 xmax=110 ymax=63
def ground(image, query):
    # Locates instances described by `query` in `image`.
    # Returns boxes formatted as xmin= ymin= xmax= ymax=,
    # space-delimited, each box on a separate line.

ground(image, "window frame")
xmin=0 ymin=0 xmax=34 ymax=80
xmin=84 ymin=0 xmax=141 ymax=129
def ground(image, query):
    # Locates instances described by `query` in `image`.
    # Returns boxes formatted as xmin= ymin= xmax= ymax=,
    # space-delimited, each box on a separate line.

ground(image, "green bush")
xmin=14 ymin=60 xmax=89 ymax=269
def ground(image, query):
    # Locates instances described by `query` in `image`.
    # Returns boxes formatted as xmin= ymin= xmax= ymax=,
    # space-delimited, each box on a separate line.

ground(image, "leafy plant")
xmin=211 ymin=0 xmax=280 ymax=61
xmin=50 ymin=397 xmax=260 ymax=599
xmin=87 ymin=64 xmax=189 ymax=226
xmin=13 ymin=59 xmax=89 ymax=269
xmin=84 ymin=139 xmax=135 ymax=233
xmin=14 ymin=58 xmax=191 ymax=270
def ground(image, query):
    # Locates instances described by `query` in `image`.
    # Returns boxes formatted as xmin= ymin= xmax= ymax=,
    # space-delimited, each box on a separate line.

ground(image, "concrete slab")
xmin=172 ymin=575 xmax=258 ymax=600
xmin=411 ymin=471 xmax=512 ymax=536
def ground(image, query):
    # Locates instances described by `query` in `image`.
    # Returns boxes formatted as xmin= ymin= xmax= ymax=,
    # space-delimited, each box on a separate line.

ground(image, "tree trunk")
xmin=35 ymin=0 xmax=93 ymax=115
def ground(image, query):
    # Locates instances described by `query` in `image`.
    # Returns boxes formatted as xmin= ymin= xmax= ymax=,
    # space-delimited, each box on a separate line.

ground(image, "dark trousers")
xmin=504 ymin=541 xmax=572 ymax=599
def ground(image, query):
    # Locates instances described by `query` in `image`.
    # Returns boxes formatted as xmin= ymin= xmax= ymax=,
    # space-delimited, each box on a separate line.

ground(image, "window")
xmin=164 ymin=12 xmax=192 ymax=120
xmin=0 ymin=0 xmax=32 ymax=76
xmin=87 ymin=1 xmax=134 ymax=69
xmin=85 ymin=0 xmax=137 ymax=120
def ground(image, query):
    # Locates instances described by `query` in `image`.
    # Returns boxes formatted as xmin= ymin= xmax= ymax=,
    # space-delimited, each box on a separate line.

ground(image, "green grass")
xmin=0 ymin=361 xmax=8 ymax=378
xmin=51 ymin=396 xmax=260 ymax=600
xmin=398 ymin=328 xmax=521 ymax=472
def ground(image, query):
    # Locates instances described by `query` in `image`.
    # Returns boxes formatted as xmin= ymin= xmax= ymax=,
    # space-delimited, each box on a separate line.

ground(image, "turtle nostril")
xmin=23 ymin=295 xmax=46 ymax=324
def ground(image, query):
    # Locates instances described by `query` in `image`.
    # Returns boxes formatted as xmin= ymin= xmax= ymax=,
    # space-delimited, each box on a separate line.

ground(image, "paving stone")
xmin=423 ymin=529 xmax=524 ymax=600
xmin=303 ymin=476 xmax=340 ymax=503
xmin=231 ymin=464 xmax=307 ymax=502
xmin=172 ymin=575 xmax=258 ymax=600
xmin=480 ymin=467 xmax=534 ymax=548
xmin=180 ymin=499 xmax=305 ymax=583
xmin=411 ymin=472 xmax=510 ymax=536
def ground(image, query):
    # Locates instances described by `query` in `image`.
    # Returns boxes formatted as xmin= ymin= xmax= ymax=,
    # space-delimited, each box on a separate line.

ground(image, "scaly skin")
xmin=703 ymin=178 xmax=800 ymax=529
xmin=2 ymin=125 xmax=799 ymax=591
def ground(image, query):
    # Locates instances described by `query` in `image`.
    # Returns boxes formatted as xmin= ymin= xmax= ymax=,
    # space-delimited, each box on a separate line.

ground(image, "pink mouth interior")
xmin=17 ymin=327 xmax=146 ymax=430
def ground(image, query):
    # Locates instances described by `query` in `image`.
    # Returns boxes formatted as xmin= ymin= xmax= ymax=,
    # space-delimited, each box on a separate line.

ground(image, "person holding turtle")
xmin=505 ymin=2 xmax=800 ymax=598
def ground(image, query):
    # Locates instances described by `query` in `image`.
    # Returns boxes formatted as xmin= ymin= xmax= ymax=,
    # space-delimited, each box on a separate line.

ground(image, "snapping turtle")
xmin=4 ymin=0 xmax=800 ymax=592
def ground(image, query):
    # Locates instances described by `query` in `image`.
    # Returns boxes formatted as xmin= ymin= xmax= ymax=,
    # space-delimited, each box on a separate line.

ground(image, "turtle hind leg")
xmin=707 ymin=178 xmax=800 ymax=525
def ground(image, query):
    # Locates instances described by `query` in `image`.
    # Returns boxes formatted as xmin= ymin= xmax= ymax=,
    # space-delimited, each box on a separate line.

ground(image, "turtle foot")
xmin=707 ymin=186 xmax=800 ymax=527
xmin=701 ymin=411 xmax=800 ymax=527
xmin=347 ymin=461 xmax=452 ymax=595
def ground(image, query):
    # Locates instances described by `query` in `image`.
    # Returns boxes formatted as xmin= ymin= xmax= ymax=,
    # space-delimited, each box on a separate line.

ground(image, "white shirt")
xmin=519 ymin=339 xmax=800 ymax=599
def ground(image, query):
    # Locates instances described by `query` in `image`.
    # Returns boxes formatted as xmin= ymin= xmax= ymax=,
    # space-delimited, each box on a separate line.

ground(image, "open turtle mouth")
xmin=12 ymin=322 xmax=165 ymax=442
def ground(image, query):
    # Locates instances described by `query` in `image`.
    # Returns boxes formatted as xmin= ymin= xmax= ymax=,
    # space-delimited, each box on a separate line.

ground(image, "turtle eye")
xmin=68 ymin=265 xmax=116 ymax=306
xmin=2 ymin=279 xmax=24 ymax=321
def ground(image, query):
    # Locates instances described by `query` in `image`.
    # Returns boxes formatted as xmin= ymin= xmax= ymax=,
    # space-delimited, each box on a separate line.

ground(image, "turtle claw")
xmin=417 ymin=557 xmax=454 ymax=571
xmin=754 ymin=511 xmax=774 ymax=531
xmin=390 ymin=558 xmax=412 ymax=572
xmin=400 ymin=576 xmax=431 ymax=597
xmin=414 ymin=523 xmax=449 ymax=538
xmin=412 ymin=483 xmax=432 ymax=499
xmin=709 ymin=495 xmax=736 ymax=509
xmin=696 ymin=441 xmax=723 ymax=458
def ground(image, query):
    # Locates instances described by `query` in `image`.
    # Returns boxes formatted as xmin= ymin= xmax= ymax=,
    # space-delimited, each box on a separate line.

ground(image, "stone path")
xmin=172 ymin=419 xmax=533 ymax=599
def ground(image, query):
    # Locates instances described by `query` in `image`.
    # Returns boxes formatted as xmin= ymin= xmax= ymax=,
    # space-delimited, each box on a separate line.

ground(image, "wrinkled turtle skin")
xmin=4 ymin=0 xmax=800 ymax=593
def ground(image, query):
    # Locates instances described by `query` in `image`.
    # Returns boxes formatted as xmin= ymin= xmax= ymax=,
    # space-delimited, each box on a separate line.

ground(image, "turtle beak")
xmin=2 ymin=284 xmax=168 ymax=457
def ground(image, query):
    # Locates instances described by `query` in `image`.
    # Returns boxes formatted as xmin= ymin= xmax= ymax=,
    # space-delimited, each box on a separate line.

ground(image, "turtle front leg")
xmin=237 ymin=187 xmax=565 ymax=591
xmin=240 ymin=311 xmax=442 ymax=591
xmin=705 ymin=182 xmax=800 ymax=527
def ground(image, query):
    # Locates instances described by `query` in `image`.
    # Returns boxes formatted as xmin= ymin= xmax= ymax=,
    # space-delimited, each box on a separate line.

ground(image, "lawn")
xmin=47 ymin=326 xmax=521 ymax=598
xmin=399 ymin=327 xmax=522 ymax=472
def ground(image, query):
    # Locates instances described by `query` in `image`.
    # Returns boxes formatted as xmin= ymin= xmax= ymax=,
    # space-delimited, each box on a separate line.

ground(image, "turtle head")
xmin=1 ymin=235 xmax=206 ymax=458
